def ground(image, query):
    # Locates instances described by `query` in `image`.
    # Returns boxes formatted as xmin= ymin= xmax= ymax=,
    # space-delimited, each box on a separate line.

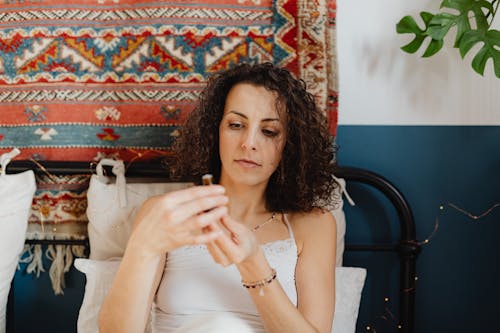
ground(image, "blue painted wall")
xmin=12 ymin=262 xmax=84 ymax=332
xmin=10 ymin=125 xmax=500 ymax=332
xmin=338 ymin=125 xmax=500 ymax=333
xmin=336 ymin=1 xmax=500 ymax=331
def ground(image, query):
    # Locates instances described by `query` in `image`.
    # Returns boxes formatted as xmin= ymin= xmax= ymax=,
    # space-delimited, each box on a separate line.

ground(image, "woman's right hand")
xmin=126 ymin=185 xmax=228 ymax=257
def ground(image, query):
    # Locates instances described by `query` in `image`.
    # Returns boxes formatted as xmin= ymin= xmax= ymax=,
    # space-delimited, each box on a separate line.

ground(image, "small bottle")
xmin=202 ymin=174 xmax=213 ymax=186
xmin=201 ymin=174 xmax=216 ymax=214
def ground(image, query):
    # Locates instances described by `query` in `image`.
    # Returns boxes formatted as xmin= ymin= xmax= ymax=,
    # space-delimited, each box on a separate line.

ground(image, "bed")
xmin=4 ymin=160 xmax=421 ymax=333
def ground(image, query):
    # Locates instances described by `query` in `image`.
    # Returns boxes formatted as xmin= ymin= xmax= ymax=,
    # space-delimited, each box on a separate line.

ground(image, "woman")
xmin=99 ymin=63 xmax=338 ymax=333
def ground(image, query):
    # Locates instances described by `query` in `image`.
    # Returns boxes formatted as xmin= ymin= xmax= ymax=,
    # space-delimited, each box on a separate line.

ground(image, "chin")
xmin=225 ymin=170 xmax=269 ymax=187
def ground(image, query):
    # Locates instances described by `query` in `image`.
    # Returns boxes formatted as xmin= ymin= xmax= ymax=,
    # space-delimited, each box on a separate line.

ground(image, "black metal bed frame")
xmin=5 ymin=161 xmax=421 ymax=333
xmin=336 ymin=167 xmax=421 ymax=333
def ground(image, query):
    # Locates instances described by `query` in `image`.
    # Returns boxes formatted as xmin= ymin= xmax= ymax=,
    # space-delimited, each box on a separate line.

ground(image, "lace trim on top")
xmin=171 ymin=238 xmax=296 ymax=257
xmin=262 ymin=238 xmax=296 ymax=257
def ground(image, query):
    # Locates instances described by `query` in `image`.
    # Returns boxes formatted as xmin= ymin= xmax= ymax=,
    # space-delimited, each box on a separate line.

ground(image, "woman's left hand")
xmin=205 ymin=215 xmax=260 ymax=267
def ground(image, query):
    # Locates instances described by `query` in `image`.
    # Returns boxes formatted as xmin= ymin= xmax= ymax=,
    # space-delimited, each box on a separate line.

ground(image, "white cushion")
xmin=330 ymin=178 xmax=347 ymax=267
xmin=74 ymin=258 xmax=153 ymax=333
xmin=74 ymin=258 xmax=122 ymax=333
xmin=75 ymin=259 xmax=365 ymax=333
xmin=0 ymin=170 xmax=36 ymax=333
xmin=86 ymin=175 xmax=191 ymax=260
xmin=332 ymin=267 xmax=367 ymax=333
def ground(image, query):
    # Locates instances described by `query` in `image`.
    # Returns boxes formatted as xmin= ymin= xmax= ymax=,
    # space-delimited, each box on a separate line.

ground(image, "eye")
xmin=262 ymin=129 xmax=278 ymax=137
xmin=229 ymin=122 xmax=243 ymax=129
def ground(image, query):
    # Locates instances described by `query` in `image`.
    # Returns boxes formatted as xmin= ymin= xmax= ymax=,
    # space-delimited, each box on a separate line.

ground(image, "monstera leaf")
xmin=396 ymin=0 xmax=500 ymax=78
xmin=459 ymin=29 xmax=500 ymax=77
xmin=396 ymin=12 xmax=444 ymax=57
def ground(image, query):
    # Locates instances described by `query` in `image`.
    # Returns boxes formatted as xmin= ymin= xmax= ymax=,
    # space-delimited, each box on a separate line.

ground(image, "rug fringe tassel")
xmin=20 ymin=236 xmax=86 ymax=295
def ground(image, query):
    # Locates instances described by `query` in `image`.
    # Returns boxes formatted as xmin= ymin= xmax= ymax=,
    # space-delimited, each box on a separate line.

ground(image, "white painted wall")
xmin=337 ymin=0 xmax=500 ymax=125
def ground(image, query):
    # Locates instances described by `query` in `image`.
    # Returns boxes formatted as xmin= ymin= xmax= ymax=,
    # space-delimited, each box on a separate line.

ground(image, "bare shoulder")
xmin=291 ymin=208 xmax=336 ymax=235
xmin=289 ymin=208 xmax=336 ymax=255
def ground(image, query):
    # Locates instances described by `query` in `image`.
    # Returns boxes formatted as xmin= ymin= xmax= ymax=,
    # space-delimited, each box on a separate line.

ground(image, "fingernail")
xmin=214 ymin=185 xmax=225 ymax=193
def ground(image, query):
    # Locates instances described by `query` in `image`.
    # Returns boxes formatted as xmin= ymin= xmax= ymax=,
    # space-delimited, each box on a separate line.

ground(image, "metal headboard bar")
xmin=24 ymin=239 xmax=90 ymax=246
xmin=336 ymin=166 xmax=421 ymax=333
xmin=6 ymin=159 xmax=170 ymax=177
xmin=6 ymin=162 xmax=420 ymax=333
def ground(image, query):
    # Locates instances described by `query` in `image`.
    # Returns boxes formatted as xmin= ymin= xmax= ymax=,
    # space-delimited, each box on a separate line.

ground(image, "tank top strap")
xmin=282 ymin=213 xmax=295 ymax=240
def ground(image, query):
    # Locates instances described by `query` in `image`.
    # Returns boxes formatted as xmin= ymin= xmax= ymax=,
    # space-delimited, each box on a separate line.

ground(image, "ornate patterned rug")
xmin=0 ymin=0 xmax=337 ymax=162
xmin=22 ymin=173 xmax=90 ymax=294
xmin=2 ymin=0 xmax=338 ymax=294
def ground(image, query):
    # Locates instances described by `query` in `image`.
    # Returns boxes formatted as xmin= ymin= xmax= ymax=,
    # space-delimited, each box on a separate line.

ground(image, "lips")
xmin=234 ymin=158 xmax=261 ymax=167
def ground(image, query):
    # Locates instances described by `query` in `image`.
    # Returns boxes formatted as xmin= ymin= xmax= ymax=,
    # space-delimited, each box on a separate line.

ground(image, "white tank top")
xmin=153 ymin=215 xmax=298 ymax=333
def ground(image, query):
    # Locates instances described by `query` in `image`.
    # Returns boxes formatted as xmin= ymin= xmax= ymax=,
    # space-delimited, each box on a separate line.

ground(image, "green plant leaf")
xmin=397 ymin=0 xmax=500 ymax=77
xmin=440 ymin=0 xmax=493 ymax=44
xmin=459 ymin=29 xmax=500 ymax=77
xmin=396 ymin=12 xmax=444 ymax=56
xmin=427 ymin=13 xmax=457 ymax=40
xmin=423 ymin=39 xmax=445 ymax=57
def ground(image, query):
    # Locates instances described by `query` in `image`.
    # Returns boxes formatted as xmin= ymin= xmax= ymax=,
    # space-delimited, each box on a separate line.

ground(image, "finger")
xmin=186 ymin=206 xmax=228 ymax=231
xmin=162 ymin=185 xmax=226 ymax=207
xmin=206 ymin=221 xmax=233 ymax=249
xmin=167 ymin=194 xmax=229 ymax=225
xmin=219 ymin=215 xmax=247 ymax=245
xmin=191 ymin=230 xmax=224 ymax=245
xmin=206 ymin=219 xmax=233 ymax=240
xmin=219 ymin=214 xmax=247 ymax=235
xmin=212 ymin=216 xmax=241 ymax=254
xmin=206 ymin=241 xmax=231 ymax=266
xmin=168 ymin=212 xmax=224 ymax=247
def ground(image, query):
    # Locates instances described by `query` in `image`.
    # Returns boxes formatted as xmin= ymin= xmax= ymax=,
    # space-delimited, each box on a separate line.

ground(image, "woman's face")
xmin=218 ymin=83 xmax=286 ymax=187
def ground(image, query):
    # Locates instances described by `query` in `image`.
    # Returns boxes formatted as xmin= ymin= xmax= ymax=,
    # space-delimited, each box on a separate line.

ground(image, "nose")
xmin=241 ymin=129 xmax=257 ymax=151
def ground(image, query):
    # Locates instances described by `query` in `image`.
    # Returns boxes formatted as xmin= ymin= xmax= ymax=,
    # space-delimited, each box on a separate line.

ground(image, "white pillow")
xmin=74 ymin=259 xmax=366 ymax=333
xmin=332 ymin=267 xmax=367 ymax=333
xmin=0 ymin=150 xmax=36 ymax=333
xmin=330 ymin=177 xmax=349 ymax=267
xmin=86 ymin=159 xmax=191 ymax=260
xmin=74 ymin=258 xmax=122 ymax=333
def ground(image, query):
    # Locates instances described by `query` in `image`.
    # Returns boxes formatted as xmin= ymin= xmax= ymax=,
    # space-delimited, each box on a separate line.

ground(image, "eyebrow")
xmin=227 ymin=110 xmax=280 ymax=122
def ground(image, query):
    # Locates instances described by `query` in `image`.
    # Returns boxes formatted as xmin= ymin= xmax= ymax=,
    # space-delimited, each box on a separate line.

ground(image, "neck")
xmin=219 ymin=174 xmax=269 ymax=221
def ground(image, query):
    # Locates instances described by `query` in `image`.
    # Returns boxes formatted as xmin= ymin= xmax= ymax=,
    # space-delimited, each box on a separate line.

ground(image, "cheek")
xmin=270 ymin=142 xmax=285 ymax=167
xmin=219 ymin=130 xmax=234 ymax=158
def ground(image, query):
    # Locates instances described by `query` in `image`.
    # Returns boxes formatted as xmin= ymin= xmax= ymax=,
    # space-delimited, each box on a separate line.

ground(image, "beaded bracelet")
xmin=242 ymin=268 xmax=277 ymax=296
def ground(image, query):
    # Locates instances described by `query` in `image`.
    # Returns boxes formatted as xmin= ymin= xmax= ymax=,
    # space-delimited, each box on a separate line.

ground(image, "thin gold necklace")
xmin=252 ymin=212 xmax=276 ymax=232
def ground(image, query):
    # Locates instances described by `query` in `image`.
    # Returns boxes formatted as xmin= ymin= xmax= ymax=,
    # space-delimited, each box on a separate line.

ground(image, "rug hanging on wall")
xmin=20 ymin=173 xmax=90 ymax=295
xmin=0 ymin=0 xmax=338 ymax=161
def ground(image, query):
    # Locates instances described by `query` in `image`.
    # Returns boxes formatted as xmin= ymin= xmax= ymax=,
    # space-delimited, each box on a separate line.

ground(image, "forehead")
xmin=224 ymin=83 xmax=282 ymax=118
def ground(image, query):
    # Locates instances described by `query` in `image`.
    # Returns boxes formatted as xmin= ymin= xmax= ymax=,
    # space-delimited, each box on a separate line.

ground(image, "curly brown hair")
xmin=171 ymin=62 xmax=338 ymax=213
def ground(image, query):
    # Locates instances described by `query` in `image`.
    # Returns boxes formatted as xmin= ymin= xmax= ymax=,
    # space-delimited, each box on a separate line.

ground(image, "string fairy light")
xmin=365 ymin=297 xmax=402 ymax=333
xmin=416 ymin=201 xmax=500 ymax=246
xmin=124 ymin=147 xmax=173 ymax=172
xmin=365 ymin=201 xmax=500 ymax=332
